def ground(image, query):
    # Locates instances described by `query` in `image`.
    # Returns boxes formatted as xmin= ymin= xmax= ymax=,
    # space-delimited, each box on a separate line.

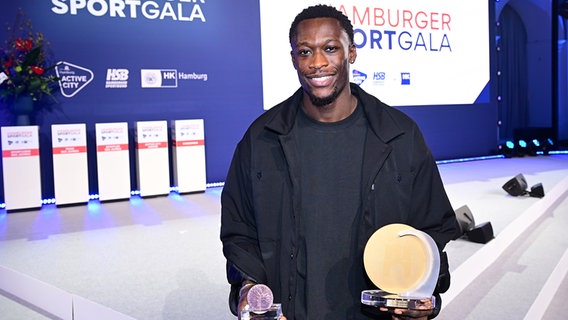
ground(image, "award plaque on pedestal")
xmin=240 ymin=284 xmax=282 ymax=320
xmin=361 ymin=224 xmax=440 ymax=310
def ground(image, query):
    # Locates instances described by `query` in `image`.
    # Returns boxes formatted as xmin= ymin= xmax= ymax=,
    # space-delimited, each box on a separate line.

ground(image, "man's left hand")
xmin=379 ymin=298 xmax=433 ymax=320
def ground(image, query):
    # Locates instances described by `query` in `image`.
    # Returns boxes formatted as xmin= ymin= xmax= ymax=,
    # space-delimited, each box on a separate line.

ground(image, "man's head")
xmin=289 ymin=5 xmax=354 ymax=46
xmin=289 ymin=5 xmax=356 ymax=108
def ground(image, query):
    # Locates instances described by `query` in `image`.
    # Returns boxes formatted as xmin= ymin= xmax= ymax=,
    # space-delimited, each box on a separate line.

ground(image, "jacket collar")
xmin=264 ymin=87 xmax=303 ymax=135
xmin=264 ymin=83 xmax=404 ymax=143
xmin=353 ymin=83 xmax=405 ymax=144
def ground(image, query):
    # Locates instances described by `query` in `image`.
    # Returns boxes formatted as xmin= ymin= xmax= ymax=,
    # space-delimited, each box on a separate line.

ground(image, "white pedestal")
xmin=171 ymin=119 xmax=207 ymax=193
xmin=135 ymin=121 xmax=170 ymax=197
xmin=95 ymin=122 xmax=131 ymax=201
xmin=1 ymin=126 xmax=42 ymax=211
xmin=51 ymin=123 xmax=89 ymax=205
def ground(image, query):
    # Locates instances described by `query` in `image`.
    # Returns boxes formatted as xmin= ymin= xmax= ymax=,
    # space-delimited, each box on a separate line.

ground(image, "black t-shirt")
xmin=295 ymin=102 xmax=369 ymax=319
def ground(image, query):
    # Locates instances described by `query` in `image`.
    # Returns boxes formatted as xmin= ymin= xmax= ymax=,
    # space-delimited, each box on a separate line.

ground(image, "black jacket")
xmin=220 ymin=84 xmax=458 ymax=318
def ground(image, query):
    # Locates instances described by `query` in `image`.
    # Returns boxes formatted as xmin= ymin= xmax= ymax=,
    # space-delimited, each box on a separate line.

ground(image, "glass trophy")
xmin=361 ymin=224 xmax=440 ymax=311
xmin=240 ymin=284 xmax=283 ymax=320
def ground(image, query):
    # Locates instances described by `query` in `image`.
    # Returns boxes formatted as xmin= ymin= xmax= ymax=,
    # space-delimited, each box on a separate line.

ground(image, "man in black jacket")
xmin=220 ymin=4 xmax=458 ymax=320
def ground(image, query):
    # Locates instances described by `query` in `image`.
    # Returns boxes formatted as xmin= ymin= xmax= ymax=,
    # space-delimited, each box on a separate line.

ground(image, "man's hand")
xmin=379 ymin=298 xmax=433 ymax=320
xmin=237 ymin=281 xmax=255 ymax=320
xmin=237 ymin=281 xmax=287 ymax=320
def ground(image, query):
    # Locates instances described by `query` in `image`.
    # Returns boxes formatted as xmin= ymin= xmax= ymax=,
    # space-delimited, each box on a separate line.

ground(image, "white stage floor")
xmin=1 ymin=154 xmax=567 ymax=319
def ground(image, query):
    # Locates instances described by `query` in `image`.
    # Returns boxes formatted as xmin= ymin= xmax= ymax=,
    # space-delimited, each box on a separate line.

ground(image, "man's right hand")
xmin=237 ymin=281 xmax=255 ymax=320
xmin=236 ymin=281 xmax=287 ymax=320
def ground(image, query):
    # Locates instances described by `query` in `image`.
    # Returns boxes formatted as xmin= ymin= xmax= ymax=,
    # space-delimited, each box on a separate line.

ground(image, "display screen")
xmin=260 ymin=0 xmax=490 ymax=108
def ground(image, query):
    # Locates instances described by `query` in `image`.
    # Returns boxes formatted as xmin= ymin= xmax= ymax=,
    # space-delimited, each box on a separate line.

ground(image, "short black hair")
xmin=289 ymin=4 xmax=354 ymax=46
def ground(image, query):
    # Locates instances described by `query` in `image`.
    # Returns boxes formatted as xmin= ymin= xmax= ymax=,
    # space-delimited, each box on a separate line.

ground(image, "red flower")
xmin=2 ymin=58 xmax=13 ymax=69
xmin=15 ymin=38 xmax=33 ymax=51
xmin=29 ymin=66 xmax=44 ymax=75
xmin=1 ymin=10 xmax=60 ymax=105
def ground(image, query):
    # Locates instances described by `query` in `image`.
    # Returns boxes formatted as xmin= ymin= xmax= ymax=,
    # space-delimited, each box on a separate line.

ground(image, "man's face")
xmin=291 ymin=17 xmax=356 ymax=106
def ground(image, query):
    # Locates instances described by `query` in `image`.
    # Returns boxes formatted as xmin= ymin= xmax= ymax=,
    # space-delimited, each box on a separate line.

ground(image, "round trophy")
xmin=241 ymin=284 xmax=282 ymax=320
xmin=247 ymin=284 xmax=274 ymax=313
xmin=361 ymin=223 xmax=440 ymax=310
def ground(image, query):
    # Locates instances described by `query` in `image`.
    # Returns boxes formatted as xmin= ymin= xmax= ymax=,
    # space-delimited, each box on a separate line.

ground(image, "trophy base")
xmin=361 ymin=290 xmax=434 ymax=309
xmin=240 ymin=303 xmax=282 ymax=320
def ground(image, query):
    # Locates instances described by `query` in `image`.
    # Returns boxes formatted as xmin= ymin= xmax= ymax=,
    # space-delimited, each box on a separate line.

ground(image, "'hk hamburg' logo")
xmin=140 ymin=69 xmax=178 ymax=88
xmin=55 ymin=61 xmax=94 ymax=98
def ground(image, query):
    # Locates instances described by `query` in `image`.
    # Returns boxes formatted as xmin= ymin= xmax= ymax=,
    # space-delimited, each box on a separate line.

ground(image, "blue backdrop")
xmin=0 ymin=0 xmax=265 ymax=199
xmin=0 ymin=1 xmax=499 ymax=202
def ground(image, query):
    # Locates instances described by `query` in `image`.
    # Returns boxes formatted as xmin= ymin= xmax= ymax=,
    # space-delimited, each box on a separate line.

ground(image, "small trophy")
xmin=361 ymin=224 xmax=440 ymax=310
xmin=240 ymin=284 xmax=283 ymax=320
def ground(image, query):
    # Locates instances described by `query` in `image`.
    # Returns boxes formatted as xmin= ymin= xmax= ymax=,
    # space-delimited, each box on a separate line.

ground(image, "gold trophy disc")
xmin=363 ymin=223 xmax=429 ymax=295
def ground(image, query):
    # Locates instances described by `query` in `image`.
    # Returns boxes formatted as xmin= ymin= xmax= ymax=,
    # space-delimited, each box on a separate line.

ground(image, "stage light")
xmin=547 ymin=138 xmax=554 ymax=146
xmin=528 ymin=137 xmax=557 ymax=156
xmin=541 ymin=138 xmax=555 ymax=155
xmin=41 ymin=198 xmax=56 ymax=205
xmin=454 ymin=205 xmax=475 ymax=236
xmin=528 ymin=183 xmax=545 ymax=198
xmin=502 ymin=173 xmax=545 ymax=198
xmin=499 ymin=134 xmax=558 ymax=158
xmin=526 ymin=139 xmax=540 ymax=156
xmin=516 ymin=139 xmax=528 ymax=156
xmin=500 ymin=140 xmax=516 ymax=158
xmin=513 ymin=127 xmax=557 ymax=156
xmin=502 ymin=173 xmax=527 ymax=196
xmin=453 ymin=205 xmax=494 ymax=244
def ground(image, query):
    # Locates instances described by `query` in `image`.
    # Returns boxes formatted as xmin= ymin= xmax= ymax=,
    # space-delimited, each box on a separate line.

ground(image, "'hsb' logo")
xmin=106 ymin=69 xmax=129 ymax=81
xmin=105 ymin=68 xmax=129 ymax=88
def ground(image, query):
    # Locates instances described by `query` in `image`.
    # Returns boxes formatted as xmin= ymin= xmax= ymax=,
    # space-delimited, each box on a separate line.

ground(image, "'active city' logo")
xmin=55 ymin=61 xmax=94 ymax=98
xmin=352 ymin=69 xmax=367 ymax=86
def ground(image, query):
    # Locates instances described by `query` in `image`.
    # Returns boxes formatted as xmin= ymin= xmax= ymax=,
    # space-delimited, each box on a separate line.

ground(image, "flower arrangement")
xmin=0 ymin=9 xmax=59 ymax=106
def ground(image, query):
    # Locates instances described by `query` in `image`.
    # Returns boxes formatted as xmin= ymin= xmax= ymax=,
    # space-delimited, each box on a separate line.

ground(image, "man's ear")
xmin=348 ymin=44 xmax=357 ymax=64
